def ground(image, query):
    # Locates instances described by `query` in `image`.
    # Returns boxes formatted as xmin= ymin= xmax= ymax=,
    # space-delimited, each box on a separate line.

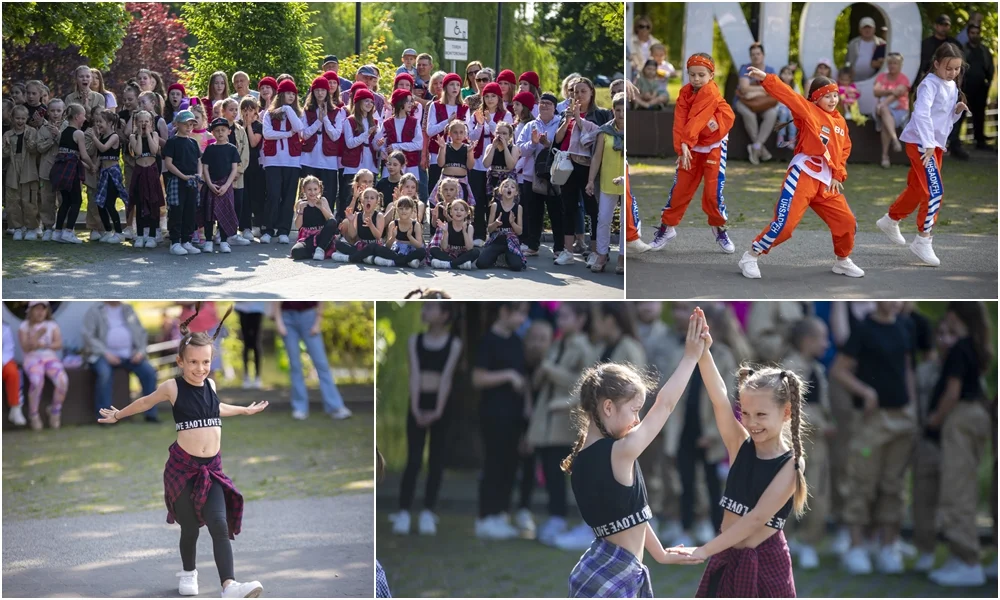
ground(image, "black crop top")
xmin=490 ymin=143 xmax=513 ymax=169
xmin=417 ymin=333 xmax=454 ymax=373
xmin=357 ymin=211 xmax=378 ymax=241
xmin=172 ymin=376 xmax=222 ymax=432
xmin=136 ymin=135 xmax=153 ymax=158
xmin=99 ymin=134 xmax=120 ymax=161
xmin=719 ymin=437 xmax=794 ymax=529
xmin=59 ymin=126 xmax=79 ymax=151
xmin=301 ymin=204 xmax=329 ymax=228
xmin=393 ymin=219 xmax=416 ymax=243
xmin=570 ymin=438 xmax=651 ymax=538
xmin=445 ymin=221 xmax=466 ymax=248
xmin=443 ymin=143 xmax=468 ymax=169
xmin=495 ymin=201 xmax=514 ymax=231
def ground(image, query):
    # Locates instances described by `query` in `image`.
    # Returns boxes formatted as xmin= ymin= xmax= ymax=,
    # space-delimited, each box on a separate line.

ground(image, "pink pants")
xmin=22 ymin=352 xmax=67 ymax=418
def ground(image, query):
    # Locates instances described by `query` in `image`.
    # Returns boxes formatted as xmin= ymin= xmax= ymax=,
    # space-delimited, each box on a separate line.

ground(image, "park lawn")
xmin=2 ymin=403 xmax=372 ymax=521
xmin=629 ymin=158 xmax=998 ymax=236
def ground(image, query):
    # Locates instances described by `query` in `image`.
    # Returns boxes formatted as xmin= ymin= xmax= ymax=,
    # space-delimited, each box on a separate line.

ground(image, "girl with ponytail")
xmin=565 ymin=308 xmax=707 ymax=597
xmin=97 ymin=302 xmax=267 ymax=598
xmin=690 ymin=341 xmax=809 ymax=596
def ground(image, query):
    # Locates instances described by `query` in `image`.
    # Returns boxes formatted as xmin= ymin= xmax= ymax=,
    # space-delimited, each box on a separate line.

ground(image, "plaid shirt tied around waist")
xmin=695 ymin=530 xmax=795 ymax=598
xmin=163 ymin=441 xmax=244 ymax=539
xmin=569 ymin=537 xmax=653 ymax=598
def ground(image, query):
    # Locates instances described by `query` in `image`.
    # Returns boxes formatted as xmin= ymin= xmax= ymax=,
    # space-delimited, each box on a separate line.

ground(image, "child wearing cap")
xmin=301 ymin=76 xmax=344 ymax=225
xmin=199 ymin=117 xmax=241 ymax=253
xmin=397 ymin=48 xmax=418 ymax=79
xmin=163 ymin=110 xmax=204 ymax=256
xmin=381 ymin=87 xmax=423 ymax=180
xmin=469 ymin=81 xmax=512 ymax=243
xmin=261 ymin=79 xmax=304 ymax=244
xmin=426 ymin=73 xmax=468 ymax=192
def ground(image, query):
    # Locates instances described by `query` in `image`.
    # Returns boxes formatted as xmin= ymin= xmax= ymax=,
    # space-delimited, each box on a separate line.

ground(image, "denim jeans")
xmin=281 ymin=308 xmax=345 ymax=415
xmin=92 ymin=356 xmax=159 ymax=419
xmin=418 ymin=168 xmax=429 ymax=203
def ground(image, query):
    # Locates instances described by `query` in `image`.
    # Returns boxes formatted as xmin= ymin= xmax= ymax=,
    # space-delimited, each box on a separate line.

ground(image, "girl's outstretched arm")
xmin=98 ymin=379 xmax=175 ymax=423
xmin=699 ymin=347 xmax=748 ymax=460
xmin=220 ymin=401 xmax=268 ymax=417
xmin=644 ymin=522 xmax=704 ymax=565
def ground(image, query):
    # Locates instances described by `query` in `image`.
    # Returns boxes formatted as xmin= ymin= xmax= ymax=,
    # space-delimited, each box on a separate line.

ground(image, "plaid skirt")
xmin=429 ymin=176 xmax=476 ymax=207
xmin=198 ymin=177 xmax=239 ymax=236
xmin=128 ymin=163 xmax=166 ymax=218
xmin=485 ymin=228 xmax=526 ymax=268
xmin=163 ymin=442 xmax=244 ymax=540
xmin=94 ymin=164 xmax=129 ymax=209
xmin=695 ymin=530 xmax=795 ymax=598
xmin=296 ymin=225 xmax=336 ymax=258
xmin=569 ymin=538 xmax=653 ymax=598
xmin=50 ymin=151 xmax=83 ymax=191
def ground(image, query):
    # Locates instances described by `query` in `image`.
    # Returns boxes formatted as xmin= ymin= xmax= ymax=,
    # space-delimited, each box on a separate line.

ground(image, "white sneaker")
xmin=538 ymin=516 xmax=569 ymax=546
xmin=418 ymin=509 xmax=438 ymax=535
xmin=929 ymin=559 xmax=986 ymax=587
xmin=894 ymin=539 xmax=918 ymax=559
xmin=391 ymin=510 xmax=411 ymax=535
xmin=586 ymin=252 xmax=598 ymax=267
xmin=182 ymin=242 xmax=202 ymax=255
xmin=24 ymin=229 xmax=37 ymax=241
xmin=313 ymin=247 xmax=326 ymax=261
xmin=712 ymin=226 xmax=735 ymax=253
xmin=89 ymin=230 xmax=102 ymax=241
xmin=106 ymin=233 xmax=123 ymax=244
xmin=251 ymin=227 xmax=261 ymax=238
xmin=910 ymin=235 xmax=940 ymax=266
xmin=914 ymin=552 xmax=936 ymax=572
xmin=362 ymin=255 xmax=375 ymax=265
xmin=759 ymin=145 xmax=773 ymax=162
xmin=291 ymin=410 xmax=307 ymax=421
xmin=747 ymin=144 xmax=760 ymax=165
xmin=554 ymin=249 xmax=575 ymax=265
xmin=122 ymin=225 xmax=135 ymax=240
xmin=876 ymin=544 xmax=905 ymax=574
xmin=13 ymin=228 xmax=25 ymax=241
xmin=649 ymin=224 xmax=677 ymax=251
xmin=41 ymin=229 xmax=52 ymax=241
xmin=459 ymin=261 xmax=475 ymax=270
xmin=242 ymin=228 xmax=254 ymax=241
xmin=259 ymin=233 xmax=271 ymax=244
xmin=473 ymin=238 xmax=484 ymax=248
xmin=202 ymin=241 xmax=214 ymax=253
xmin=799 ymin=544 xmax=820 ymax=570
xmin=554 ymin=522 xmax=596 ymax=551
xmin=431 ymin=258 xmax=451 ymax=269
xmin=877 ymin=214 xmax=906 ymax=245
xmin=99 ymin=231 xmax=114 ymax=243
xmin=177 ymin=569 xmax=198 ymax=596
xmin=144 ymin=236 xmax=158 ymax=249
xmin=62 ymin=229 xmax=82 ymax=244
xmin=229 ymin=235 xmax=251 ymax=246
xmin=170 ymin=243 xmax=189 ymax=256
xmin=832 ymin=257 xmax=865 ymax=277
xmin=475 ymin=515 xmax=518 ymax=540
xmin=331 ymin=251 xmax=350 ymax=263
xmin=8 ymin=405 xmax=27 ymax=426
xmin=830 ymin=528 xmax=852 ymax=556
xmin=213 ymin=232 xmax=221 ymax=245
xmin=277 ymin=234 xmax=290 ymax=244
xmin=408 ymin=259 xmax=421 ymax=269
xmin=514 ymin=508 xmax=536 ymax=537
xmin=330 ymin=406 xmax=353 ymax=420
xmin=626 ymin=238 xmax=651 ymax=254
xmin=693 ymin=520 xmax=715 ymax=545
xmin=134 ymin=236 xmax=146 ymax=248
xmin=739 ymin=251 xmax=761 ymax=278
xmin=242 ymin=376 xmax=253 ymax=390
xmin=221 ymin=580 xmax=263 ymax=598
xmin=220 ymin=242 xmax=232 ymax=253
xmin=253 ymin=377 xmax=263 ymax=390
xmin=842 ymin=546 xmax=873 ymax=574
xmin=520 ymin=243 xmax=529 ymax=252
xmin=373 ymin=256 xmax=395 ymax=267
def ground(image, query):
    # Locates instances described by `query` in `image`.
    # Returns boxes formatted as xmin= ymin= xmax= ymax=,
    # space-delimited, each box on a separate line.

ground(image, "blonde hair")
xmin=299 ymin=174 xmax=323 ymax=198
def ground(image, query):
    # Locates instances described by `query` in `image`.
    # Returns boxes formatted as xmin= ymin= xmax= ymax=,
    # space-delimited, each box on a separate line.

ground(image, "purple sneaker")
xmin=649 ymin=224 xmax=676 ymax=251
xmin=712 ymin=226 xmax=735 ymax=253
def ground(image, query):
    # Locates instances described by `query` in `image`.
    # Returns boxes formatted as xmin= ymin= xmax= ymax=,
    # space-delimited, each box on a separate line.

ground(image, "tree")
xmin=181 ymin=2 xmax=324 ymax=97
xmin=536 ymin=2 xmax=623 ymax=82
xmin=2 ymin=2 xmax=130 ymax=67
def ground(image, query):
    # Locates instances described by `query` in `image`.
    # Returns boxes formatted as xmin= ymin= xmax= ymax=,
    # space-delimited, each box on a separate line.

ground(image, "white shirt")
xmin=426 ymin=103 xmax=461 ymax=159
xmin=468 ymin=110 xmax=513 ymax=171
xmin=381 ymin=116 xmax=423 ymax=178
xmin=853 ymin=39 xmax=877 ymax=80
xmin=18 ymin=321 xmax=59 ymax=358
xmin=300 ymin=109 xmax=345 ymax=170
xmin=900 ymin=74 xmax=963 ymax=150
xmin=342 ymin=116 xmax=383 ymax=174
xmin=104 ymin=304 xmax=133 ymax=359
xmin=3 ymin=322 xmax=14 ymax=365
xmin=261 ymin=105 xmax=304 ymax=168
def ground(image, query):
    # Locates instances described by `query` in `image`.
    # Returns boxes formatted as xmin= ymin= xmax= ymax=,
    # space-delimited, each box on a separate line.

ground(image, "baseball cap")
xmin=859 ymin=17 xmax=876 ymax=29
xmin=209 ymin=117 xmax=230 ymax=131
xmin=402 ymin=48 xmax=417 ymax=57
xmin=358 ymin=65 xmax=379 ymax=78
xmin=935 ymin=14 xmax=951 ymax=26
xmin=322 ymin=55 xmax=338 ymax=64
xmin=27 ymin=300 xmax=50 ymax=309
xmin=173 ymin=110 xmax=196 ymax=124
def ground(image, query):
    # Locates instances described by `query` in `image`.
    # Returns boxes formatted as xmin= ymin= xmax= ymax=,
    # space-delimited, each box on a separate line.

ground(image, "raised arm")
xmin=759 ymin=72 xmax=812 ymax=119
xmin=699 ymin=347 xmax=749 ymax=460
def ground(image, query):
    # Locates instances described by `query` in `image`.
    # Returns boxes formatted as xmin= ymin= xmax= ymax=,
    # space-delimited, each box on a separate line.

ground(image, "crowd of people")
xmin=3 ymin=49 xmax=626 ymax=275
xmin=2 ymin=300 xmax=353 ymax=430
xmin=386 ymin=300 xmax=997 ymax=591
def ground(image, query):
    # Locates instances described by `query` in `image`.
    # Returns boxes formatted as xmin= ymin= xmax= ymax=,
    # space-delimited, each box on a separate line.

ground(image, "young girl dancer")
xmin=261 ymin=80 xmax=304 ymax=245
xmin=429 ymin=198 xmax=479 ymax=269
xmin=97 ymin=305 xmax=267 ymax=598
xmin=3 ymin=104 xmax=40 ymax=241
xmin=469 ymin=82 xmax=512 ymax=242
xmin=876 ymin=43 xmax=968 ymax=267
xmin=483 ymin=122 xmax=520 ymax=205
xmin=301 ymin=76 xmax=343 ymax=215
xmin=390 ymin=302 xmax=462 ymax=536
xmin=433 ymin=120 xmax=476 ymax=203
xmin=51 ymin=103 xmax=97 ymax=244
xmin=333 ymin=186 xmax=385 ymax=264
xmin=565 ymin=308 xmax=708 ymax=597
xmin=290 ymin=175 xmax=338 ymax=261
xmin=690 ymin=345 xmax=808 ymax=597
xmin=377 ymin=196 xmax=426 ymax=268
xmin=649 ymin=54 xmax=736 ymax=254
xmin=128 ymin=110 xmax=165 ymax=248
xmin=738 ymin=67 xmax=865 ymax=280
xmin=476 ymin=178 xmax=525 ymax=271
xmin=382 ymin=89 xmax=423 ymax=179
xmin=90 ymin=109 xmax=127 ymax=243
xmin=376 ymin=151 xmax=405 ymax=205
xmin=426 ymin=73 xmax=467 ymax=191
xmin=18 ymin=301 xmax=68 ymax=430
xmin=383 ymin=171 xmax=422 ymax=224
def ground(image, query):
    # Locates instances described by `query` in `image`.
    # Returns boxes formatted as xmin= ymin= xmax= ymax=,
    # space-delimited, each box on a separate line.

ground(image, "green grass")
xmin=629 ymin=158 xmax=998 ymax=236
xmin=2 ymin=406 xmax=373 ymax=521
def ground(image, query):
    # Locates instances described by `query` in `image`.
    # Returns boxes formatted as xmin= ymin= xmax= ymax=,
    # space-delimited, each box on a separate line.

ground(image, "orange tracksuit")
xmin=625 ymin=163 xmax=641 ymax=242
xmin=751 ymin=74 xmax=857 ymax=258
xmin=660 ymin=82 xmax=735 ymax=227
xmin=888 ymin=145 xmax=943 ymax=233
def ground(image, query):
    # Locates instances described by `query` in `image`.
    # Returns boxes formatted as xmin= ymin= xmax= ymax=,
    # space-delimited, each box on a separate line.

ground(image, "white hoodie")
xmin=899 ymin=73 xmax=963 ymax=150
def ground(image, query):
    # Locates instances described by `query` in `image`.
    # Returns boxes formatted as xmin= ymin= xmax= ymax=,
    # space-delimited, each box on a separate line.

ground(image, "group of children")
xmin=4 ymin=60 xmax=626 ymax=275
xmin=631 ymin=43 xmax=971 ymax=279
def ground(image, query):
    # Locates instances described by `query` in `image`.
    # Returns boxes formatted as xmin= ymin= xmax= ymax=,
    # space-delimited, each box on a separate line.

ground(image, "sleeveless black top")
xmin=446 ymin=221 xmax=466 ymax=249
xmin=417 ymin=333 xmax=454 ymax=374
xmin=99 ymin=134 xmax=120 ymax=161
xmin=719 ymin=437 xmax=794 ymax=529
xmin=495 ymin=202 xmax=514 ymax=232
xmin=571 ymin=438 xmax=651 ymax=538
xmin=490 ymin=143 xmax=513 ymax=168
xmin=444 ymin=143 xmax=468 ymax=169
xmin=172 ymin=376 xmax=222 ymax=432
xmin=394 ymin=219 xmax=416 ymax=243
xmin=357 ymin=211 xmax=378 ymax=242
xmin=302 ymin=204 xmax=328 ymax=228
xmin=136 ymin=135 xmax=153 ymax=158
xmin=59 ymin=126 xmax=79 ymax=151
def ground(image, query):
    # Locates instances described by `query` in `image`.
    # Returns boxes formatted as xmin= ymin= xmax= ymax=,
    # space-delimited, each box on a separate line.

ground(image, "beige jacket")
xmin=35 ymin=122 xmax=61 ymax=179
xmin=782 ymin=350 xmax=832 ymax=430
xmin=662 ymin=342 xmax=735 ymax=464
xmin=64 ymin=90 xmax=107 ymax=114
xmin=746 ymin=302 xmax=809 ymax=363
xmin=3 ymin=127 xmax=39 ymax=187
xmin=596 ymin=334 xmax=647 ymax=369
xmin=527 ymin=332 xmax=599 ymax=447
xmin=229 ymin=123 xmax=251 ymax=189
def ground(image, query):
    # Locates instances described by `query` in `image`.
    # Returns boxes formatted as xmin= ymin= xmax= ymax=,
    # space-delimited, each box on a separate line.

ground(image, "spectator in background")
xmin=230 ymin=71 xmax=260 ymax=100
xmin=746 ymin=301 xmax=810 ymax=364
xmin=321 ymin=56 xmax=352 ymax=93
xmin=18 ymin=301 xmax=68 ymax=431
xmin=632 ymin=60 xmax=670 ymax=110
xmin=462 ymin=61 xmax=485 ymax=99
xmin=234 ymin=302 xmax=267 ymax=390
xmin=963 ymin=24 xmax=994 ymax=150
xmin=629 ymin=15 xmax=661 ymax=78
xmin=396 ymin=48 xmax=418 ymax=79
xmin=873 ymin=52 xmax=912 ymax=168
xmin=920 ymin=14 xmax=960 ymax=77
xmin=274 ymin=301 xmax=352 ymax=421
xmin=805 ymin=58 xmax=835 ymax=96
xmin=955 ymin=11 xmax=984 ymax=47
xmin=649 ymin=43 xmax=677 ymax=82
xmin=90 ymin=69 xmax=117 ymax=109
xmin=556 ymin=73 xmax=579 ymax=114
xmin=734 ymin=43 xmax=778 ymax=165
xmin=415 ymin=54 xmax=434 ymax=103
xmin=81 ymin=301 xmax=160 ymax=423
xmin=341 ymin=65 xmax=386 ymax=115
xmin=776 ymin=65 xmax=800 ymax=148
xmin=846 ymin=17 xmax=886 ymax=81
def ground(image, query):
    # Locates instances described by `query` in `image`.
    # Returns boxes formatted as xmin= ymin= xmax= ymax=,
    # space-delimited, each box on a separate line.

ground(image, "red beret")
xmin=512 ymin=91 xmax=536 ymax=111
xmin=322 ymin=71 xmax=340 ymax=84
xmin=442 ymin=73 xmax=463 ymax=87
xmin=310 ymin=76 xmax=330 ymax=91
xmin=393 ymin=73 xmax=415 ymax=89
xmin=349 ymin=81 xmax=369 ymax=94
xmin=353 ymin=88 xmax=374 ymax=103
xmin=167 ymin=83 xmax=186 ymax=95
xmin=518 ymin=71 xmax=539 ymax=89
xmin=258 ymin=77 xmax=277 ymax=91
xmin=496 ymin=69 xmax=516 ymax=85
xmin=390 ymin=88 xmax=412 ymax=107
xmin=481 ymin=82 xmax=503 ymax=98
xmin=277 ymin=79 xmax=298 ymax=94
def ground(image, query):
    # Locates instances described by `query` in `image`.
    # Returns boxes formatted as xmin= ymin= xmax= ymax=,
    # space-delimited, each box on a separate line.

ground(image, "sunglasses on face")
xmin=468 ymin=70 xmax=480 ymax=77
xmin=637 ymin=24 xmax=650 ymax=30
xmin=476 ymin=77 xmax=490 ymax=82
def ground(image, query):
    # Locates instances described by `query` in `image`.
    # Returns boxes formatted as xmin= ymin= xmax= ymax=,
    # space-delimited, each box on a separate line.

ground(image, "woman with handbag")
xmin=734 ymin=43 xmax=779 ymax=165
xmin=520 ymin=93 xmax=564 ymax=257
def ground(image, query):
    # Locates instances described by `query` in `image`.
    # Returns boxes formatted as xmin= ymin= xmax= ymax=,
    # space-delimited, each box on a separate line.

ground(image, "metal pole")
xmin=451 ymin=60 xmax=456 ymax=75
xmin=495 ymin=3 xmax=502 ymax=72
xmin=355 ymin=2 xmax=362 ymax=55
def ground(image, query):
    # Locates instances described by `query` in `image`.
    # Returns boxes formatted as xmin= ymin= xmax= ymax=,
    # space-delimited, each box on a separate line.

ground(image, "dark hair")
xmin=749 ymin=42 xmax=765 ymax=55
xmin=597 ymin=302 xmax=638 ymax=341
xmin=97 ymin=108 xmax=120 ymax=130
xmin=561 ymin=363 xmax=654 ymax=473
xmin=562 ymin=302 xmax=593 ymax=338
xmin=946 ymin=301 xmax=993 ymax=373
xmin=387 ymin=150 xmax=406 ymax=167
xmin=789 ymin=317 xmax=825 ymax=350
xmin=912 ymin=42 xmax=967 ymax=105
xmin=405 ymin=288 xmax=452 ymax=299
xmin=494 ymin=301 xmax=528 ymax=319
xmin=206 ymin=71 xmax=230 ymax=102
xmin=736 ymin=365 xmax=809 ymax=516
xmin=177 ymin=302 xmax=233 ymax=358
xmin=396 ymin=196 xmax=416 ymax=211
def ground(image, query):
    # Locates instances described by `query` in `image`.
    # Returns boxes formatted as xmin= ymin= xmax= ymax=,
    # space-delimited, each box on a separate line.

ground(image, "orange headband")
xmin=810 ymin=83 xmax=838 ymax=102
xmin=686 ymin=55 xmax=715 ymax=72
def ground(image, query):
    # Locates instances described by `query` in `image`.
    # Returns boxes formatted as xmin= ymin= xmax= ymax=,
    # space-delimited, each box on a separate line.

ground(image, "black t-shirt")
xmin=375 ymin=177 xmax=399 ymax=203
xmin=930 ymin=338 xmax=984 ymax=411
xmin=475 ymin=329 xmax=526 ymax=420
xmin=247 ymin=121 xmax=263 ymax=166
xmin=201 ymin=142 xmax=240 ymax=181
xmin=162 ymin=136 xmax=201 ymax=176
xmin=841 ymin=315 xmax=913 ymax=409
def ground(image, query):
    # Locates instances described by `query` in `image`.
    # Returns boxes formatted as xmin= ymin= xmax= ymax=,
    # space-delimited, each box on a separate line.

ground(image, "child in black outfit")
xmin=291 ymin=175 xmax=338 ymax=261
xmin=200 ymin=118 xmax=241 ymax=253
xmin=163 ymin=110 xmax=203 ymax=256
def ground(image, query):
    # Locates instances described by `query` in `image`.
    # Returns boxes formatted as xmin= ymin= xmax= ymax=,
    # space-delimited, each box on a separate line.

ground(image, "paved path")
xmin=627 ymin=230 xmax=998 ymax=299
xmin=2 ymin=241 xmax=623 ymax=300
xmin=2 ymin=493 xmax=372 ymax=598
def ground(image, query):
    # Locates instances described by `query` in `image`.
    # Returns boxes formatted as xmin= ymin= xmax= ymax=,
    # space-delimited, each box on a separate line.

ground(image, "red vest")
xmin=340 ymin=116 xmax=376 ymax=169
xmin=301 ymin=107 xmax=343 ymax=157
xmin=261 ymin=113 xmax=302 ymax=158
xmin=383 ymin=116 xmax=420 ymax=167
xmin=427 ymin=102 xmax=469 ymax=155
xmin=473 ymin=108 xmax=508 ymax=159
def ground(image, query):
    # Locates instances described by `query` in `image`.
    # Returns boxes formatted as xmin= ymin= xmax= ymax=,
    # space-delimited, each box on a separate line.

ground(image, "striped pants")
xmin=624 ymin=164 xmax=641 ymax=242
xmin=660 ymin=141 xmax=728 ymax=227
xmin=751 ymin=164 xmax=856 ymax=258
xmin=888 ymin=143 xmax=943 ymax=234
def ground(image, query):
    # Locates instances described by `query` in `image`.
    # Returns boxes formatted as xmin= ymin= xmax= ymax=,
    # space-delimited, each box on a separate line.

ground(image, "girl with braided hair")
xmin=691 ymin=347 xmax=809 ymax=596
xmin=97 ymin=303 xmax=267 ymax=598
xmin=565 ymin=308 xmax=709 ymax=597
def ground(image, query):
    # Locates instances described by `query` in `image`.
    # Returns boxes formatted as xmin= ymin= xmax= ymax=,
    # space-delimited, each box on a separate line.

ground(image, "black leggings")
xmin=233 ymin=188 xmax=249 ymax=232
xmin=174 ymin=472 xmax=235 ymax=585
xmin=168 ymin=188 xmax=198 ymax=245
xmin=290 ymin=219 xmax=339 ymax=260
xmin=244 ymin=165 xmax=266 ymax=229
xmin=677 ymin=435 xmax=723 ymax=532
xmin=523 ymin=183 xmax=564 ymax=252
xmin=399 ymin=401 xmax=449 ymax=511
xmin=337 ymin=171 xmax=354 ymax=221
xmin=238 ymin=311 xmax=263 ymax=378
xmin=97 ymin=183 xmax=123 ymax=234
xmin=476 ymin=238 xmax=525 ymax=271
xmin=335 ymin=239 xmax=380 ymax=263
xmin=428 ymin=164 xmax=442 ymax=195
xmin=265 ymin=165 xmax=300 ymax=236
xmin=429 ymin=247 xmax=480 ymax=268
xmin=468 ymin=170 xmax=488 ymax=240
xmin=55 ymin=183 xmax=83 ymax=230
xmin=560 ymin=161 xmax=598 ymax=239
xmin=478 ymin=416 xmax=522 ymax=518
xmin=537 ymin=445 xmax=572 ymax=517
xmin=379 ymin=246 xmax=427 ymax=267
